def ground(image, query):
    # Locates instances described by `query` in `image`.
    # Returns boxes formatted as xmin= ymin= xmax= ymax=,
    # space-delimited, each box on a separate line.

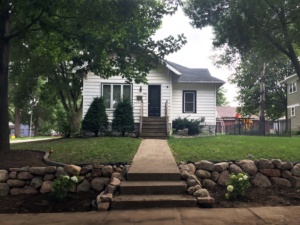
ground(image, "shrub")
xmin=172 ymin=117 xmax=204 ymax=135
xmin=225 ymin=172 xmax=251 ymax=199
xmin=112 ymin=98 xmax=135 ymax=137
xmin=82 ymin=97 xmax=108 ymax=136
xmin=51 ymin=175 xmax=78 ymax=201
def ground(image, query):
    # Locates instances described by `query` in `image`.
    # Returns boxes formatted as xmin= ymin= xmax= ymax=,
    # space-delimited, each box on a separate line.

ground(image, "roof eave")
xmin=166 ymin=63 xmax=182 ymax=75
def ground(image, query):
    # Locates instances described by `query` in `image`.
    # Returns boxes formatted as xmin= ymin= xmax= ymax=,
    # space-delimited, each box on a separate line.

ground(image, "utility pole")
xmin=259 ymin=63 xmax=266 ymax=136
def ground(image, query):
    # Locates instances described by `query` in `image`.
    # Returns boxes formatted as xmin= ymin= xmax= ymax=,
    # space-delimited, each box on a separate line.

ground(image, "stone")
xmin=91 ymin=169 xmax=102 ymax=177
xmin=197 ymin=196 xmax=215 ymax=204
xmin=30 ymin=177 xmax=43 ymax=189
xmin=17 ymin=172 xmax=33 ymax=180
xmin=187 ymin=186 xmax=197 ymax=195
xmin=257 ymin=159 xmax=274 ymax=169
xmin=193 ymin=188 xmax=209 ymax=197
xmin=288 ymin=176 xmax=300 ymax=188
xmin=110 ymin=177 xmax=121 ymax=186
xmin=214 ymin=162 xmax=229 ymax=172
xmin=29 ymin=167 xmax=46 ymax=175
xmin=115 ymin=167 xmax=123 ymax=173
xmin=100 ymin=193 xmax=113 ymax=202
xmin=98 ymin=202 xmax=110 ymax=211
xmin=187 ymin=177 xmax=201 ymax=187
xmin=7 ymin=179 xmax=26 ymax=188
xmin=102 ymin=165 xmax=113 ymax=177
xmin=210 ymin=171 xmax=219 ymax=182
xmin=121 ymin=165 xmax=130 ymax=178
xmin=40 ymin=181 xmax=52 ymax=193
xmin=202 ymin=179 xmax=216 ymax=189
xmin=282 ymin=170 xmax=292 ymax=179
xmin=181 ymin=170 xmax=190 ymax=180
xmin=77 ymin=179 xmax=91 ymax=192
xmin=43 ymin=174 xmax=55 ymax=181
xmin=281 ymin=162 xmax=293 ymax=170
xmin=178 ymin=164 xmax=189 ymax=172
xmin=251 ymin=173 xmax=271 ymax=187
xmin=236 ymin=160 xmax=258 ymax=175
xmin=10 ymin=186 xmax=38 ymax=195
xmin=80 ymin=165 xmax=93 ymax=175
xmin=291 ymin=164 xmax=300 ymax=177
xmin=229 ymin=164 xmax=243 ymax=174
xmin=0 ymin=170 xmax=8 ymax=182
xmin=111 ymin=172 xmax=122 ymax=180
xmin=194 ymin=160 xmax=215 ymax=171
xmin=271 ymin=159 xmax=283 ymax=169
xmin=93 ymin=164 xmax=103 ymax=169
xmin=45 ymin=166 xmax=57 ymax=174
xmin=55 ymin=167 xmax=68 ymax=177
xmin=64 ymin=164 xmax=81 ymax=176
xmin=195 ymin=170 xmax=211 ymax=179
xmin=96 ymin=192 xmax=104 ymax=205
xmin=217 ymin=170 xmax=230 ymax=186
xmin=270 ymin=177 xmax=291 ymax=188
xmin=19 ymin=166 xmax=30 ymax=172
xmin=9 ymin=171 xmax=17 ymax=179
xmin=259 ymin=169 xmax=281 ymax=177
xmin=85 ymin=173 xmax=91 ymax=179
xmin=91 ymin=177 xmax=110 ymax=192
xmin=187 ymin=163 xmax=196 ymax=174
xmin=0 ymin=183 xmax=9 ymax=196
xmin=104 ymin=184 xmax=117 ymax=194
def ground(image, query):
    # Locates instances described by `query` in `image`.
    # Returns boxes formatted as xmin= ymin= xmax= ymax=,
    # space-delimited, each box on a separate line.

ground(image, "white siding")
xmin=171 ymin=83 xmax=217 ymax=125
xmin=83 ymin=69 xmax=171 ymax=123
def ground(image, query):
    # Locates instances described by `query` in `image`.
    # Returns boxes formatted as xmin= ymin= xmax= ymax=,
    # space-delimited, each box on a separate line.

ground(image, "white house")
xmin=83 ymin=61 xmax=225 ymax=137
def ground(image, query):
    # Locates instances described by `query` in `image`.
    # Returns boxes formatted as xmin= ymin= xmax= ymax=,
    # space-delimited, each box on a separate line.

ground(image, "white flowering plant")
xmin=51 ymin=175 xmax=79 ymax=201
xmin=225 ymin=172 xmax=250 ymax=200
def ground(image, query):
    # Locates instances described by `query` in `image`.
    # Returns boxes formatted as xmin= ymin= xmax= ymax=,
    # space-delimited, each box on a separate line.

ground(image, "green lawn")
xmin=11 ymin=137 xmax=141 ymax=164
xmin=168 ymin=135 xmax=300 ymax=162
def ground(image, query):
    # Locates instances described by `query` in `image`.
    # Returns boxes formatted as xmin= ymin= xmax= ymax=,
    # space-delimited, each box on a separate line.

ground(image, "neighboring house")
xmin=83 ymin=61 xmax=225 ymax=137
xmin=9 ymin=123 xmax=34 ymax=137
xmin=280 ymin=73 xmax=300 ymax=132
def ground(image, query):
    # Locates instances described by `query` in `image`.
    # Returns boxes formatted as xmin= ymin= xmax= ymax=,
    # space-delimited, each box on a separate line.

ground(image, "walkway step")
xmin=111 ymin=194 xmax=197 ymax=209
xmin=127 ymin=171 xmax=181 ymax=181
xmin=120 ymin=181 xmax=187 ymax=195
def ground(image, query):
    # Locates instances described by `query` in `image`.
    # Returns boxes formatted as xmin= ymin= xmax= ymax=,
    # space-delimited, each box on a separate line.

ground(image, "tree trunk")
xmin=14 ymin=106 xmax=21 ymax=137
xmin=0 ymin=9 xmax=10 ymax=151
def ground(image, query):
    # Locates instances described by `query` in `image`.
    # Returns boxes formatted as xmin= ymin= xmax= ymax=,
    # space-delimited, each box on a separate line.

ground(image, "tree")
xmin=230 ymin=56 xmax=294 ymax=119
xmin=82 ymin=97 xmax=108 ymax=137
xmin=1 ymin=0 xmax=186 ymax=151
xmin=184 ymin=0 xmax=300 ymax=78
xmin=216 ymin=87 xmax=229 ymax=106
xmin=112 ymin=98 xmax=135 ymax=137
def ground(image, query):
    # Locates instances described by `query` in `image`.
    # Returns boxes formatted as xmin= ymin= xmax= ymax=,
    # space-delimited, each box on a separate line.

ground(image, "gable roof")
xmin=166 ymin=60 xmax=225 ymax=85
xmin=280 ymin=73 xmax=299 ymax=84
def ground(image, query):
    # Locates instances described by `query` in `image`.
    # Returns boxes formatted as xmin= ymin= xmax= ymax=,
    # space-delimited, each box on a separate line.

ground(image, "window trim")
xmin=289 ymin=81 xmax=297 ymax=94
xmin=182 ymin=90 xmax=197 ymax=113
xmin=291 ymin=106 xmax=295 ymax=117
xmin=101 ymin=83 xmax=132 ymax=109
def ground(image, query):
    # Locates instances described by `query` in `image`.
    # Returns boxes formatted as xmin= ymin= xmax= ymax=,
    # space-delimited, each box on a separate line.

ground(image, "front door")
xmin=148 ymin=85 xmax=161 ymax=117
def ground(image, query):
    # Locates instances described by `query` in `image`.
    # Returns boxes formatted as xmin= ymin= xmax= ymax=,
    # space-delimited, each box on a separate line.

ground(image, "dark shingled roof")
xmin=166 ymin=60 xmax=225 ymax=84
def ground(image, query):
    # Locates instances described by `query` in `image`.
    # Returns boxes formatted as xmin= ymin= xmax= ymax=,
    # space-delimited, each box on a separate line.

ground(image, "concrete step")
xmin=120 ymin=181 xmax=187 ymax=195
xmin=142 ymin=122 xmax=166 ymax=126
xmin=140 ymin=132 xmax=168 ymax=137
xmin=127 ymin=171 xmax=181 ymax=181
xmin=111 ymin=194 xmax=197 ymax=209
xmin=141 ymin=128 xmax=167 ymax=133
xmin=143 ymin=117 xmax=166 ymax=122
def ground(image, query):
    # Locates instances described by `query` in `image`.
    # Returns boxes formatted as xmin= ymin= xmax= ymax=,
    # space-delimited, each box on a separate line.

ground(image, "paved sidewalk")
xmin=10 ymin=137 xmax=60 ymax=144
xmin=1 ymin=207 xmax=300 ymax=225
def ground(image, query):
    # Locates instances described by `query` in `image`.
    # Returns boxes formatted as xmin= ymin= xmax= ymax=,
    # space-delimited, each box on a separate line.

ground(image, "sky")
xmin=153 ymin=7 xmax=238 ymax=107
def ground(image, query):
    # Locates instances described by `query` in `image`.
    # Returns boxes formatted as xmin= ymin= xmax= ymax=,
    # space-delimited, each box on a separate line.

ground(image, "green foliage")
xmin=112 ymin=98 xmax=135 ymax=137
xmin=172 ymin=117 xmax=205 ymax=135
xmin=51 ymin=175 xmax=78 ymax=201
xmin=216 ymin=87 xmax=229 ymax=106
xmin=82 ymin=97 xmax=108 ymax=137
xmin=225 ymin=173 xmax=250 ymax=199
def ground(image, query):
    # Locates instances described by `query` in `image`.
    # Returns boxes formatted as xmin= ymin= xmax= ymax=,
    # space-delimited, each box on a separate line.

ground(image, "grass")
xmin=10 ymin=136 xmax=56 ymax=141
xmin=168 ymin=135 xmax=300 ymax=162
xmin=11 ymin=137 xmax=142 ymax=164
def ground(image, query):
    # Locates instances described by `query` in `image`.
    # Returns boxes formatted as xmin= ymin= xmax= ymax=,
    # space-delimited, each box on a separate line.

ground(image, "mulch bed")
xmin=0 ymin=150 xmax=299 ymax=213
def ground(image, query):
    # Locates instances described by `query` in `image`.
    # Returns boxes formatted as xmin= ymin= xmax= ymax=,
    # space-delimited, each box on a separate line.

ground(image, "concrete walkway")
xmin=127 ymin=139 xmax=180 ymax=181
xmin=1 ymin=207 xmax=300 ymax=225
xmin=10 ymin=137 xmax=60 ymax=144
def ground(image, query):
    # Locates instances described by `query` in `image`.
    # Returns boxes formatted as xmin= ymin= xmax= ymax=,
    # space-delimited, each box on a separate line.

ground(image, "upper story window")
xmin=289 ymin=81 xmax=297 ymax=94
xmin=291 ymin=107 xmax=295 ymax=117
xmin=102 ymin=84 xmax=132 ymax=109
xmin=183 ymin=90 xmax=196 ymax=113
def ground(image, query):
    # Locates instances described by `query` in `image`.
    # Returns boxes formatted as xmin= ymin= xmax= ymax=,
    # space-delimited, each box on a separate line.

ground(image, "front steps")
xmin=111 ymin=139 xmax=197 ymax=209
xmin=140 ymin=117 xmax=168 ymax=139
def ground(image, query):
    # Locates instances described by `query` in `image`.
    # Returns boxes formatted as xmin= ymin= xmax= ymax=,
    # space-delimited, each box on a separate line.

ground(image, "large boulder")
xmin=194 ymin=160 xmax=214 ymax=171
xmin=187 ymin=163 xmax=196 ymax=174
xmin=102 ymin=165 xmax=113 ymax=177
xmin=259 ymin=169 xmax=281 ymax=177
xmin=257 ymin=159 xmax=274 ymax=169
xmin=40 ymin=181 xmax=52 ymax=193
xmin=193 ymin=188 xmax=209 ymax=197
xmin=0 ymin=170 xmax=8 ymax=182
xmin=202 ymin=179 xmax=216 ymax=189
xmin=251 ymin=173 xmax=271 ymax=187
xmin=30 ymin=177 xmax=43 ymax=189
xmin=271 ymin=159 xmax=283 ymax=169
xmin=80 ymin=165 xmax=93 ymax=175
xmin=195 ymin=170 xmax=211 ymax=179
xmin=270 ymin=177 xmax=291 ymax=188
xmin=77 ymin=179 xmax=91 ymax=192
xmin=288 ymin=176 xmax=300 ymax=188
xmin=0 ymin=183 xmax=9 ymax=196
xmin=17 ymin=172 xmax=33 ymax=180
xmin=214 ymin=162 xmax=229 ymax=172
xmin=55 ymin=167 xmax=68 ymax=177
xmin=29 ymin=167 xmax=46 ymax=176
xmin=281 ymin=162 xmax=293 ymax=170
xmin=291 ymin=164 xmax=300 ymax=177
xmin=229 ymin=164 xmax=243 ymax=174
xmin=236 ymin=160 xmax=258 ymax=175
xmin=210 ymin=171 xmax=219 ymax=182
xmin=7 ymin=179 xmax=26 ymax=188
xmin=64 ymin=165 xmax=81 ymax=176
xmin=91 ymin=177 xmax=110 ymax=192
xmin=217 ymin=170 xmax=230 ymax=186
xmin=45 ymin=166 xmax=57 ymax=174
